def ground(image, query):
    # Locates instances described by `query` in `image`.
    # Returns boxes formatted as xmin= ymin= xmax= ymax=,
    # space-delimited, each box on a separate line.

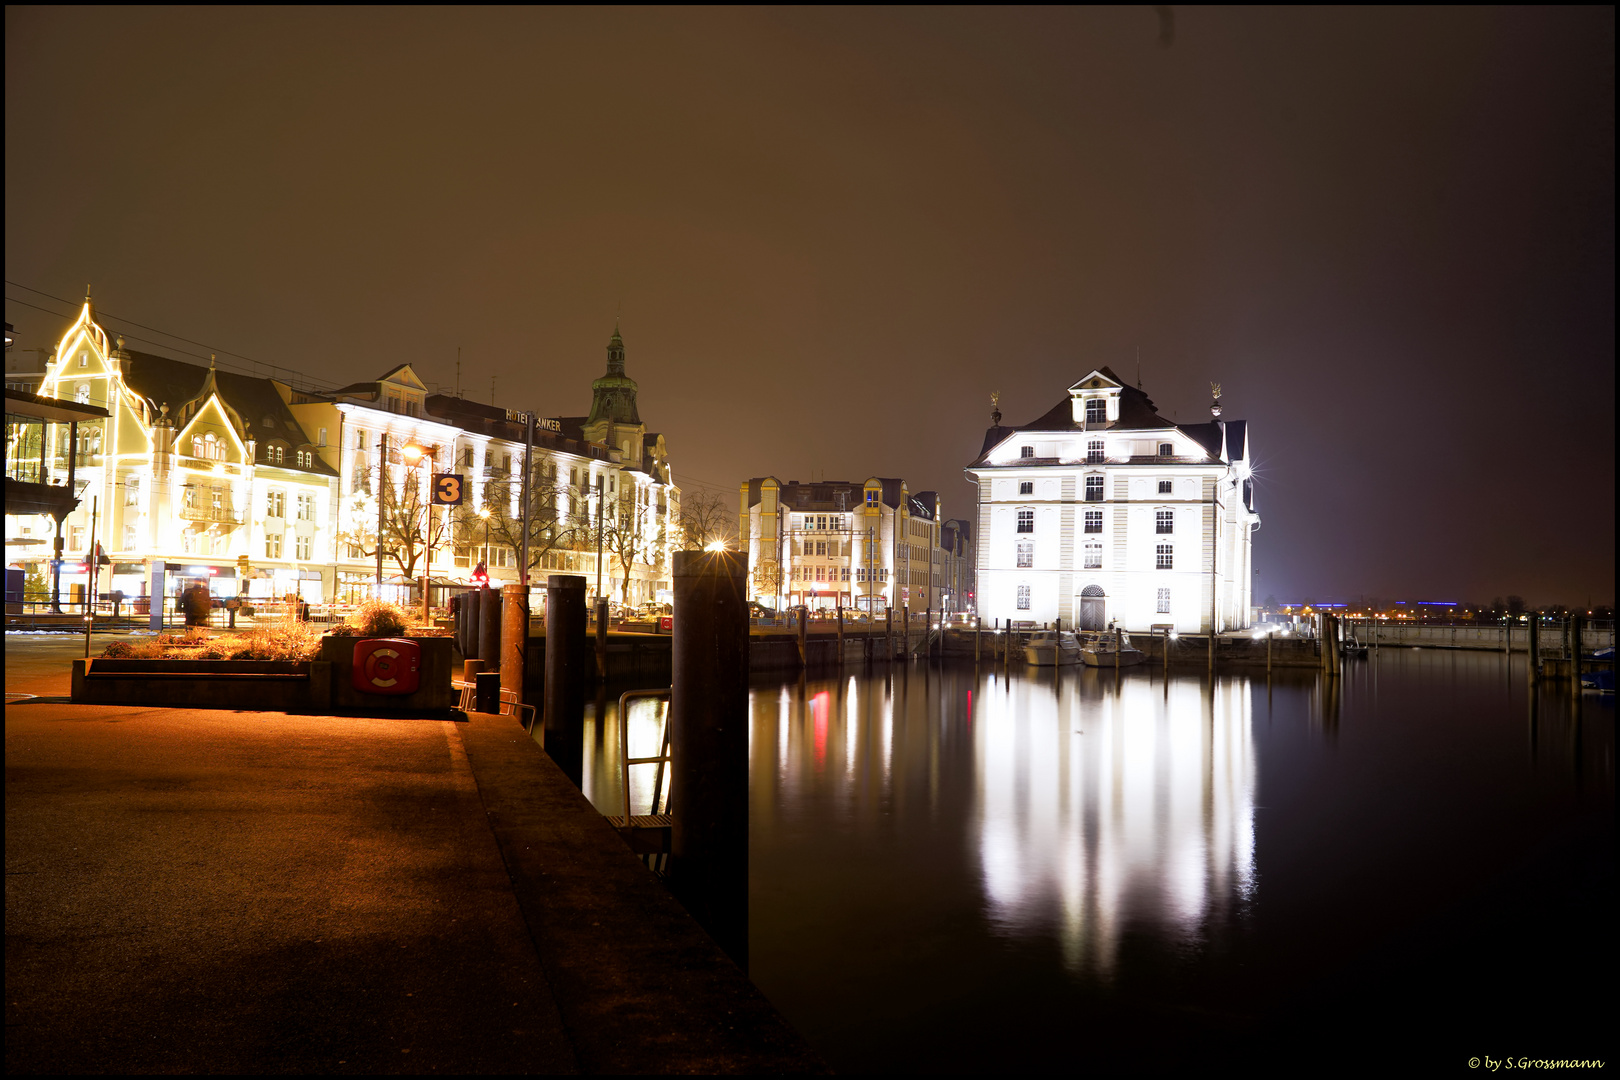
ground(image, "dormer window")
xmin=1158 ymin=442 xmax=1174 ymax=456
xmin=1020 ymin=446 xmax=1035 ymax=459
xmin=1087 ymin=440 xmax=1105 ymax=463
xmin=1158 ymin=480 xmax=1173 ymax=494
xmin=1085 ymin=399 xmax=1106 ymax=425
xmin=79 ymin=353 xmax=88 ymax=368
xmin=1019 ymin=481 xmax=1033 ymax=495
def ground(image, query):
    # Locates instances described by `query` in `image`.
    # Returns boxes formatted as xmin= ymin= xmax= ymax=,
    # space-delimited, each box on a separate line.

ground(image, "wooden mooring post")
xmin=1529 ymin=612 xmax=1540 ymax=683
xmin=544 ymin=574 xmax=589 ymax=787
xmin=670 ymin=549 xmax=750 ymax=968
xmin=836 ymin=600 xmax=845 ymax=667
xmin=1568 ymin=615 xmax=1582 ymax=694
xmin=797 ymin=606 xmax=808 ymax=669
xmin=1267 ymin=629 xmax=1273 ymax=675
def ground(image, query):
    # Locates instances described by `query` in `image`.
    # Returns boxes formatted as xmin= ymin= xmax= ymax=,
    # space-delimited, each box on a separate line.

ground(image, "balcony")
xmin=180 ymin=505 xmax=244 ymax=527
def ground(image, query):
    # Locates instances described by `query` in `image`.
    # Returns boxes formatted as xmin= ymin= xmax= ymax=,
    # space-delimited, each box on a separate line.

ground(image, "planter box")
xmin=319 ymin=635 xmax=455 ymax=713
xmin=71 ymin=637 xmax=454 ymax=715
xmin=72 ymin=658 xmax=332 ymax=712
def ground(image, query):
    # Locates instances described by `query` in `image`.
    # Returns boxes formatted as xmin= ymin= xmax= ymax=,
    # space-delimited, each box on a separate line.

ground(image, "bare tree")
xmin=677 ymin=488 xmax=735 ymax=551
xmin=337 ymin=479 xmax=453 ymax=578
xmin=472 ymin=474 xmax=591 ymax=575
xmin=602 ymin=494 xmax=660 ymax=606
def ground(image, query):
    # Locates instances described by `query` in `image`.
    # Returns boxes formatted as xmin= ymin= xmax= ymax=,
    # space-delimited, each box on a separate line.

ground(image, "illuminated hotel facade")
xmin=4 ymin=303 xmax=678 ymax=608
xmin=738 ymin=477 xmax=970 ymax=615
xmin=966 ymin=368 xmax=1258 ymax=633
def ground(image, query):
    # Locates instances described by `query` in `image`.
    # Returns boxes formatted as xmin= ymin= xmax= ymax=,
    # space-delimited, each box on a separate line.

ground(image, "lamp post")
xmin=479 ymin=506 xmax=491 ymax=583
xmin=375 ymin=432 xmax=388 ymax=599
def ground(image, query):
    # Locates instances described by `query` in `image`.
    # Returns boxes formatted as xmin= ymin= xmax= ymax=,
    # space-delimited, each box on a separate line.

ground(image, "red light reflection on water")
xmin=811 ymin=690 xmax=830 ymax=771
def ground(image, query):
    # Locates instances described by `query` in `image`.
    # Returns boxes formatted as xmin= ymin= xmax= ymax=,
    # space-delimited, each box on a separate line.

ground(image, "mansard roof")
xmin=969 ymin=368 xmax=1246 ymax=468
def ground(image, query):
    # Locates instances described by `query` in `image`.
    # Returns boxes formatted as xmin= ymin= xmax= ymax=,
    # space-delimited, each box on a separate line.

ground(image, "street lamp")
xmin=401 ymin=442 xmax=431 ymax=622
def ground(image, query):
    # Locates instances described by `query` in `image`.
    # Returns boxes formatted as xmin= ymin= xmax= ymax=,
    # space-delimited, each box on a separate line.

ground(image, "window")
xmin=866 ymin=489 xmax=877 ymax=505
xmin=502 ymin=454 xmax=512 ymax=472
xmin=124 ymin=477 xmax=140 ymax=506
xmin=1019 ymin=481 xmax=1033 ymax=495
xmin=266 ymin=533 xmax=283 ymax=559
xmin=211 ymin=489 xmax=224 ymax=512
xmin=1084 ymin=476 xmax=1104 ymax=502
xmin=1016 ymin=509 xmax=1034 ymax=533
xmin=463 ymin=447 xmax=474 ymax=467
xmin=318 ymin=427 xmax=328 ymax=447
xmin=1085 ymin=399 xmax=1106 ymax=425
xmin=297 ymin=494 xmax=314 ymax=521
xmin=1087 ymin=439 xmax=1105 ymax=463
xmin=815 ymin=541 xmax=826 ymax=556
xmin=1156 ymin=544 xmax=1173 ymax=570
xmin=79 ymin=354 xmax=89 ymax=368
xmin=347 ymin=542 xmax=364 ymax=560
xmin=1016 ymin=541 xmax=1033 ymax=568
xmin=1158 ymin=442 xmax=1173 ymax=456
xmin=267 ymin=491 xmax=285 ymax=518
xmin=1158 ymin=480 xmax=1173 ymax=494
xmin=123 ymin=525 xmax=137 ymax=550
xmin=1084 ymin=510 xmax=1102 ymax=534
xmin=1157 ymin=587 xmax=1171 ymax=614
xmin=1020 ymin=446 xmax=1035 ymax=458
xmin=295 ymin=535 xmax=311 ymax=560
xmin=1017 ymin=584 xmax=1031 ymax=610
xmin=1083 ymin=542 xmax=1102 ymax=569
xmin=1156 ymin=510 xmax=1174 ymax=534
xmin=75 ymin=383 xmax=91 ymax=403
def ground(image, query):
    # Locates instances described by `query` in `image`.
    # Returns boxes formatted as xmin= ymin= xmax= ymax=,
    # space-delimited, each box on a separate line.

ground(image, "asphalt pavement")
xmin=4 ymin=633 xmax=821 ymax=1074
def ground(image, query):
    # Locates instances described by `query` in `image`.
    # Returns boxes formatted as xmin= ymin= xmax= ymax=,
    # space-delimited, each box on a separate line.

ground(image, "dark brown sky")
xmin=6 ymin=7 xmax=1613 ymax=606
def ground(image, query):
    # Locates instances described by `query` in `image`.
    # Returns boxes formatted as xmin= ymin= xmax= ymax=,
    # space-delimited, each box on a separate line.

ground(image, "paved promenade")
xmin=5 ymin=634 xmax=821 ymax=1074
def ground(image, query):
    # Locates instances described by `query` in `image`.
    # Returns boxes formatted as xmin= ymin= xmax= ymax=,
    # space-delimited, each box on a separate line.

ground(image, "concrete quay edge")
xmin=456 ymin=710 xmax=828 ymax=1075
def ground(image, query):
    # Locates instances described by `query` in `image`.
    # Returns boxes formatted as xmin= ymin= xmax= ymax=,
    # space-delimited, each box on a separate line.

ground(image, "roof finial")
xmin=1210 ymin=381 xmax=1223 ymax=419
xmin=210 ymin=353 xmax=217 ymax=370
xmin=989 ymin=390 xmax=1002 ymax=427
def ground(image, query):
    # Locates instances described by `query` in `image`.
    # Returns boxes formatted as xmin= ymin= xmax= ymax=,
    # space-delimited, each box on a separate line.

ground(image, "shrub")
xmin=350 ymin=598 xmax=411 ymax=638
xmin=101 ymin=639 xmax=135 ymax=658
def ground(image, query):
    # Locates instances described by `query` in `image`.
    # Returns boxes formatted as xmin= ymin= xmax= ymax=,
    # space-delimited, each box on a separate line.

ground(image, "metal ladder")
xmin=605 ymin=687 xmax=674 ymax=872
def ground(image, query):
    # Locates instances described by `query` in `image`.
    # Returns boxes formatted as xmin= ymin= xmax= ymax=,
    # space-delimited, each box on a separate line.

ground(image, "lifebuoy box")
xmin=352 ymin=638 xmax=421 ymax=695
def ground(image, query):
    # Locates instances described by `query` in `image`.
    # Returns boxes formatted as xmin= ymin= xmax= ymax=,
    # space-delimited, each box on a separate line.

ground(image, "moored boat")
xmin=1078 ymin=630 xmax=1145 ymax=667
xmin=1024 ymin=630 xmax=1081 ymax=666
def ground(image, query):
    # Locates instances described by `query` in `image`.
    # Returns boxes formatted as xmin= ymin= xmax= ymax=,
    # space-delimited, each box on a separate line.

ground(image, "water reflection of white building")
xmin=975 ymin=676 xmax=1256 ymax=975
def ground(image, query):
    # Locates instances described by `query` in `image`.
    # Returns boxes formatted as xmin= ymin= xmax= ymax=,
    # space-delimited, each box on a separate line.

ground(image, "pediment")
xmin=1067 ymin=369 xmax=1122 ymax=394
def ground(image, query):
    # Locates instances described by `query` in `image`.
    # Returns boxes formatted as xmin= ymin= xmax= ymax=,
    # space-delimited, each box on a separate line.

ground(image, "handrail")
xmin=618 ymin=688 xmax=672 ymax=822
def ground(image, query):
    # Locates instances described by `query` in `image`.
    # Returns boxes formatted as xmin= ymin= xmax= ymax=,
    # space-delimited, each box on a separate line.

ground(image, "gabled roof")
xmin=120 ymin=350 xmax=338 ymax=477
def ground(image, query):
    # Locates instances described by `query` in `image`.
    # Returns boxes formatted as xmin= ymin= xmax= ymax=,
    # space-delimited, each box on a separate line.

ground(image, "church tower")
xmin=581 ymin=324 xmax=644 ymax=464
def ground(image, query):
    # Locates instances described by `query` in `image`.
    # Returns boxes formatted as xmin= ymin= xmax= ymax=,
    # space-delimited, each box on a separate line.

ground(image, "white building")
xmin=6 ymin=302 xmax=678 ymax=610
xmin=739 ymin=477 xmax=966 ymax=614
xmin=966 ymin=369 xmax=1258 ymax=633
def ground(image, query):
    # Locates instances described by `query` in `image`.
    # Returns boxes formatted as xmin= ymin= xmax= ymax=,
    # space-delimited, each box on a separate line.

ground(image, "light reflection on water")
xmin=973 ymin=675 xmax=1256 ymax=976
xmin=571 ymin=653 xmax=1613 ymax=1072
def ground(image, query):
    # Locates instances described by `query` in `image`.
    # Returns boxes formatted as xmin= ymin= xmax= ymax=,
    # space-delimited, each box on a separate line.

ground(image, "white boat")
xmin=1078 ymin=630 xmax=1145 ymax=668
xmin=1024 ymin=630 xmax=1081 ymax=666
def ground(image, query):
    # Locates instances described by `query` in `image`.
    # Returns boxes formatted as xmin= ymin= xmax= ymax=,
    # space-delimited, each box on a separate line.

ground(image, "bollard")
xmin=474 ymin=670 xmax=502 ymax=714
xmin=903 ymin=604 xmax=910 ymax=659
xmin=501 ymin=583 xmax=528 ymax=712
xmin=595 ymin=598 xmax=609 ymax=679
xmin=885 ymin=607 xmax=893 ymax=662
xmin=1115 ymin=626 xmax=1122 ymax=675
xmin=463 ymin=658 xmax=485 ymax=686
xmin=1163 ymin=626 xmax=1170 ymax=676
xmin=797 ymin=606 xmax=808 ymax=669
xmin=460 ymin=589 xmax=479 ymax=658
xmin=1267 ymin=629 xmax=1273 ymax=675
xmin=545 ymin=576 xmax=589 ymax=786
xmin=479 ymin=587 xmax=503 ymax=667
xmin=670 ymin=549 xmax=750 ymax=968
xmin=975 ymin=617 xmax=982 ymax=666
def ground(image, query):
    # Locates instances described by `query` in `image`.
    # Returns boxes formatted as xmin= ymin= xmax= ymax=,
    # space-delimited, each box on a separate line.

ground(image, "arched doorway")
xmin=1079 ymin=585 xmax=1106 ymax=630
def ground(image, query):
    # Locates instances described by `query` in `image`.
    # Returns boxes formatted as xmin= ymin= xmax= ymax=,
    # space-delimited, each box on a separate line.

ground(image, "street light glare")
xmin=401 ymin=443 xmax=423 ymax=462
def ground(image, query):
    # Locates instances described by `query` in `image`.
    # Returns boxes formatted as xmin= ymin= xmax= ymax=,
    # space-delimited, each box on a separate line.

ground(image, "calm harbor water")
xmin=576 ymin=651 xmax=1613 ymax=1071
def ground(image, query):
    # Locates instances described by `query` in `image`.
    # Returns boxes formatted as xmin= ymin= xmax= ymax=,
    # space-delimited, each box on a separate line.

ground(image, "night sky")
xmin=6 ymin=8 xmax=1613 ymax=606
